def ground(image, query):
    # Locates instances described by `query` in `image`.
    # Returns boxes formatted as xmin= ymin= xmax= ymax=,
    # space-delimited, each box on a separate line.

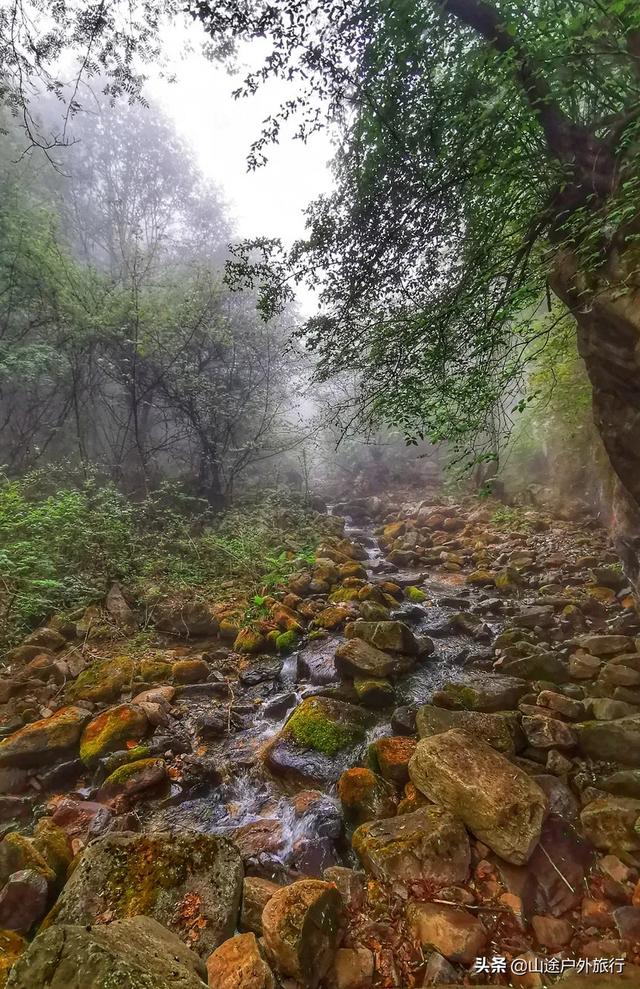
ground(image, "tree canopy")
xmin=197 ymin=0 xmax=640 ymax=463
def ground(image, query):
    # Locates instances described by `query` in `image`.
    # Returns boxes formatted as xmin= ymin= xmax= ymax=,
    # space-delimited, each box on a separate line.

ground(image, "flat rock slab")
xmin=6 ymin=916 xmax=206 ymax=989
xmin=45 ymin=831 xmax=242 ymax=958
xmin=415 ymin=704 xmax=520 ymax=754
xmin=409 ymin=729 xmax=548 ymax=865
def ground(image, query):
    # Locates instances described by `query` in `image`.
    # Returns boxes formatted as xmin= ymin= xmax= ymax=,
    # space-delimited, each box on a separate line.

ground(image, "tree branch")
xmin=437 ymin=0 xmax=578 ymax=161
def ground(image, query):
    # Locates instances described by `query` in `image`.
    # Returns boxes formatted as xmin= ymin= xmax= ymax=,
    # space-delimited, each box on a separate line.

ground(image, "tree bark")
xmin=551 ymin=247 xmax=640 ymax=590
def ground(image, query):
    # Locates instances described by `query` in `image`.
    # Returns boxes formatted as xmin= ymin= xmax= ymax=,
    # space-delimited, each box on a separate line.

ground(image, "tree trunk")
xmin=551 ymin=247 xmax=640 ymax=590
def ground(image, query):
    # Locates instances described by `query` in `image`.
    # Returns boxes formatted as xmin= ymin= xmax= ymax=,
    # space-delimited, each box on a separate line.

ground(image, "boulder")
xmin=154 ymin=597 xmax=219 ymax=637
xmin=581 ymin=797 xmax=640 ymax=861
xmin=500 ymin=651 xmax=569 ymax=682
xmin=0 ymin=870 xmax=48 ymax=934
xmin=416 ymin=704 xmax=519 ymax=754
xmin=409 ymin=729 xmax=548 ymax=865
xmin=262 ymin=879 xmax=345 ymax=989
xmin=0 ymin=833 xmax=55 ymax=885
xmin=331 ymin=947 xmax=374 ymax=989
xmin=98 ymin=757 xmax=168 ymax=799
xmin=576 ymin=716 xmax=640 ymax=765
xmin=344 ymin=621 xmax=419 ymax=655
xmin=373 ymin=736 xmax=417 ymax=785
xmin=297 ymin=639 xmax=339 ymax=685
xmin=576 ymin=634 xmax=635 ymax=656
xmin=263 ymin=696 xmax=369 ymax=787
xmin=433 ymin=675 xmax=527 ymax=712
xmin=353 ymin=676 xmax=395 ymax=708
xmin=0 ymin=707 xmax=90 ymax=768
xmin=45 ymin=831 xmax=243 ymax=958
xmin=240 ymin=877 xmax=280 ymax=935
xmin=490 ymin=815 xmax=593 ymax=918
xmin=351 ymin=806 xmax=470 ymax=885
xmin=79 ymin=704 xmax=149 ymax=767
xmin=521 ymin=715 xmax=577 ymax=750
xmin=335 ymin=639 xmax=410 ymax=678
xmin=5 ymin=916 xmax=206 ymax=989
xmin=338 ymin=768 xmax=396 ymax=825
xmin=23 ymin=627 xmax=66 ymax=651
xmin=67 ymin=656 xmax=136 ymax=703
xmin=406 ymin=901 xmax=487 ymax=965
xmin=206 ymin=932 xmax=274 ymax=989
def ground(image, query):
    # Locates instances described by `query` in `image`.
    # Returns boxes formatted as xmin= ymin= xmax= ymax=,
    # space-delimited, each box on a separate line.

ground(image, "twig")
xmin=540 ymin=844 xmax=575 ymax=893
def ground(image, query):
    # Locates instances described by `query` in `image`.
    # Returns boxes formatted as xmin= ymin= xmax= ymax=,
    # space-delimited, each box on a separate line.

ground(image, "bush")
xmin=0 ymin=469 xmax=324 ymax=648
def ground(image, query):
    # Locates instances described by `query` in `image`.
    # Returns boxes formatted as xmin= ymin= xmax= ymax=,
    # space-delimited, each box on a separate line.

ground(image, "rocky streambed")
xmin=2 ymin=495 xmax=640 ymax=987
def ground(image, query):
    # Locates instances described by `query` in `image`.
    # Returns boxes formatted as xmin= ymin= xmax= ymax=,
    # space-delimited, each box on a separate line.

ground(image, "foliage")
xmin=499 ymin=321 xmax=611 ymax=509
xmin=0 ymin=469 xmax=324 ymax=648
xmin=0 ymin=99 xmax=303 ymax=499
xmin=490 ymin=505 xmax=531 ymax=532
xmin=198 ymin=0 xmax=640 ymax=462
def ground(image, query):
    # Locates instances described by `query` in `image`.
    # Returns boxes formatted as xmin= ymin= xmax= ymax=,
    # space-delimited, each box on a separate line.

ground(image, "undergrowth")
xmin=0 ymin=467 xmax=323 ymax=649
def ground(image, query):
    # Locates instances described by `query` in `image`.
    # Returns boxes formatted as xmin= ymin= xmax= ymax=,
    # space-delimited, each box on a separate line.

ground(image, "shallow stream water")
xmin=143 ymin=512 xmax=504 ymax=877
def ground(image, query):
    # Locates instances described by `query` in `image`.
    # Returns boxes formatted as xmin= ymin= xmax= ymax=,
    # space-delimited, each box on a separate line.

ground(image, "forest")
xmin=0 ymin=2 xmax=639 ymax=987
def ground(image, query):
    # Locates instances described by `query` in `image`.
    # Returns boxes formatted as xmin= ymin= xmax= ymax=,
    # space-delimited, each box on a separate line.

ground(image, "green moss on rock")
xmin=275 ymin=630 xmax=298 ymax=653
xmin=67 ymin=656 xmax=136 ymax=703
xmin=285 ymin=697 xmax=365 ymax=756
xmin=405 ymin=586 xmax=427 ymax=603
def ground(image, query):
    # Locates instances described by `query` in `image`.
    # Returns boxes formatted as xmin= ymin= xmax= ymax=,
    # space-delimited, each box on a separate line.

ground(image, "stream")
xmin=144 ymin=510 xmax=505 ymax=880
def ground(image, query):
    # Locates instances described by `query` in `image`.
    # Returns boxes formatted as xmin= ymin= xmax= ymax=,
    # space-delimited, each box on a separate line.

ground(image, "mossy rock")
xmin=344 ymin=620 xmax=419 ymax=655
xmin=100 ymin=744 xmax=152 ymax=776
xmin=312 ymin=607 xmax=352 ymax=630
xmin=5 ymin=917 xmax=207 ymax=989
xmin=263 ymin=696 xmax=370 ymax=787
xmin=405 ymin=586 xmax=427 ymax=603
xmin=275 ymin=630 xmax=299 ymax=653
xmin=353 ymin=676 xmax=395 ymax=709
xmin=42 ymin=832 xmax=243 ymax=959
xmin=67 ymin=656 xmax=136 ymax=703
xmin=233 ymin=628 xmax=268 ymax=654
xmin=100 ymin=758 xmax=168 ymax=799
xmin=337 ymin=767 xmax=396 ymax=825
xmin=0 ymin=706 xmax=90 ymax=769
xmin=285 ymin=697 xmax=365 ymax=755
xmin=432 ymin=675 xmax=528 ymax=713
xmin=171 ymin=659 xmax=209 ymax=684
xmin=359 ymin=601 xmax=391 ymax=622
xmin=139 ymin=659 xmax=172 ymax=683
xmin=79 ymin=704 xmax=149 ymax=767
xmin=0 ymin=833 xmax=55 ymax=886
xmin=328 ymin=587 xmax=361 ymax=604
xmin=270 ymin=604 xmax=304 ymax=633
xmin=32 ymin=820 xmax=73 ymax=887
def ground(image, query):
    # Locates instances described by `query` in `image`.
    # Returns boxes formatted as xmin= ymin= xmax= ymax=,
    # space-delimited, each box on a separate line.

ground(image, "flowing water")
xmin=143 ymin=512 xmax=505 ymax=877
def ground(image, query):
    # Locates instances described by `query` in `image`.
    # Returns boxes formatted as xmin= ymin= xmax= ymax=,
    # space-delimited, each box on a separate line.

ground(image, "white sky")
xmin=147 ymin=25 xmax=335 ymax=313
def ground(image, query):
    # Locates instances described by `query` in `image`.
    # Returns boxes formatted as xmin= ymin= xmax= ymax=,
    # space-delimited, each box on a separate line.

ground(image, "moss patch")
xmin=285 ymin=697 xmax=365 ymax=756
xmin=405 ymin=586 xmax=427 ymax=603
xmin=67 ymin=656 xmax=135 ymax=703
xmin=276 ymin=629 xmax=299 ymax=653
